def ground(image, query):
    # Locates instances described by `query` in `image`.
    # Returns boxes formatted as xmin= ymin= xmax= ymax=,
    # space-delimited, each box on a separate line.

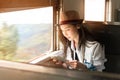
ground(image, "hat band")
xmin=60 ymin=19 xmax=83 ymax=25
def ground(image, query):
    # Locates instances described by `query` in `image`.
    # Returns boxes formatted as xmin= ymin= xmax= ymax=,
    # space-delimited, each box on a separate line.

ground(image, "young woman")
xmin=54 ymin=10 xmax=106 ymax=71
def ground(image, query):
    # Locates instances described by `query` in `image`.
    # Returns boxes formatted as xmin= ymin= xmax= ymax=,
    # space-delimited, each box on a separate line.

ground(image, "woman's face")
xmin=60 ymin=24 xmax=79 ymax=41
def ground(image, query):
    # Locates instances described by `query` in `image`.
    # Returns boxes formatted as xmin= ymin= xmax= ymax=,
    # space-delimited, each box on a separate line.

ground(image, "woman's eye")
xmin=66 ymin=28 xmax=70 ymax=31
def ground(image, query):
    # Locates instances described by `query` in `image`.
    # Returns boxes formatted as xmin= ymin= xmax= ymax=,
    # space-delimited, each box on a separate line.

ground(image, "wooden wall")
xmin=63 ymin=0 xmax=84 ymax=19
xmin=0 ymin=0 xmax=56 ymax=12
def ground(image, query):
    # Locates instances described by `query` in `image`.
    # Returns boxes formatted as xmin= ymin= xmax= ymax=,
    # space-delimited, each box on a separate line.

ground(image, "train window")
xmin=0 ymin=0 xmax=60 ymax=64
xmin=84 ymin=0 xmax=111 ymax=22
xmin=0 ymin=7 xmax=54 ymax=62
xmin=85 ymin=0 xmax=106 ymax=22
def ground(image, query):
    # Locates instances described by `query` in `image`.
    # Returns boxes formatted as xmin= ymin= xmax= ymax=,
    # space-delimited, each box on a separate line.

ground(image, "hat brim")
xmin=60 ymin=19 xmax=83 ymax=25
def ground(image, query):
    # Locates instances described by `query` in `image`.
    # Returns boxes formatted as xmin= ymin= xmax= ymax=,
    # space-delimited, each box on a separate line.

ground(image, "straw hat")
xmin=59 ymin=10 xmax=83 ymax=25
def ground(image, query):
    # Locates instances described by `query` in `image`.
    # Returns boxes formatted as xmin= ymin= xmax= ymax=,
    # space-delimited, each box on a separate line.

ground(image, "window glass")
xmin=0 ymin=7 xmax=53 ymax=62
xmin=84 ymin=0 xmax=105 ymax=21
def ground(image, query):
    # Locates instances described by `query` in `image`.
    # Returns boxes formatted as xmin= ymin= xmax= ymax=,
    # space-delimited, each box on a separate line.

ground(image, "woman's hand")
xmin=52 ymin=57 xmax=63 ymax=65
xmin=66 ymin=60 xmax=88 ymax=70
xmin=50 ymin=57 xmax=88 ymax=70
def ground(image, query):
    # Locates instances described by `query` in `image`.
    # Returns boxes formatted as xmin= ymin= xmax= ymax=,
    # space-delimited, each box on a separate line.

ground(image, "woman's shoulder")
xmin=86 ymin=40 xmax=100 ymax=44
xmin=85 ymin=40 xmax=101 ymax=47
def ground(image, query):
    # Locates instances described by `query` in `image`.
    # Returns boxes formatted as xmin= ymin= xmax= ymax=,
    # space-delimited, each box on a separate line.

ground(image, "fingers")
xmin=62 ymin=63 xmax=68 ymax=68
xmin=51 ymin=58 xmax=63 ymax=65
xmin=68 ymin=60 xmax=78 ymax=69
xmin=66 ymin=60 xmax=87 ymax=70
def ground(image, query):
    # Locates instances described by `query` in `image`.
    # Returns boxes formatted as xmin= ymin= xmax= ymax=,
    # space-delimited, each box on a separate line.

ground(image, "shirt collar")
xmin=71 ymin=41 xmax=79 ymax=51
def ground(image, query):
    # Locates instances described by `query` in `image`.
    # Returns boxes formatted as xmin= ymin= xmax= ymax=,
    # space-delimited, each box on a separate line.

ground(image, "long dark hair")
xmin=58 ymin=23 xmax=94 ymax=58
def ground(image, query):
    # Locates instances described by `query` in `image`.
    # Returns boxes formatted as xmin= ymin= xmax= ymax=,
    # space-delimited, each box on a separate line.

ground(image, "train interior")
xmin=0 ymin=0 xmax=120 ymax=80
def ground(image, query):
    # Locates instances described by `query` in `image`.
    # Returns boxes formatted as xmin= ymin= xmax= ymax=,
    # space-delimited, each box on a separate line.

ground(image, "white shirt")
xmin=66 ymin=41 xmax=106 ymax=71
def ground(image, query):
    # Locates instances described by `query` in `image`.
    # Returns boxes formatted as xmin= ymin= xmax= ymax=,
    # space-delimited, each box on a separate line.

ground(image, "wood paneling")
xmin=0 ymin=0 xmax=58 ymax=12
xmin=0 ymin=0 xmax=51 ymax=8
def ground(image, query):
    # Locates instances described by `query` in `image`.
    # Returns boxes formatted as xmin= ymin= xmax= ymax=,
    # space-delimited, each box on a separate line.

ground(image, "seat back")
xmin=103 ymin=25 xmax=120 ymax=74
xmin=86 ymin=23 xmax=120 ymax=74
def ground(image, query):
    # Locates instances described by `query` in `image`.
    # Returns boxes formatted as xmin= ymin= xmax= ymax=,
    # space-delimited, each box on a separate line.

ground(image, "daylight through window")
xmin=0 ymin=7 xmax=53 ymax=62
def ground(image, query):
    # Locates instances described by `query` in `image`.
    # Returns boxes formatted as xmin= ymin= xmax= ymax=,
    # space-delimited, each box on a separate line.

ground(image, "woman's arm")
xmin=91 ymin=42 xmax=106 ymax=71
